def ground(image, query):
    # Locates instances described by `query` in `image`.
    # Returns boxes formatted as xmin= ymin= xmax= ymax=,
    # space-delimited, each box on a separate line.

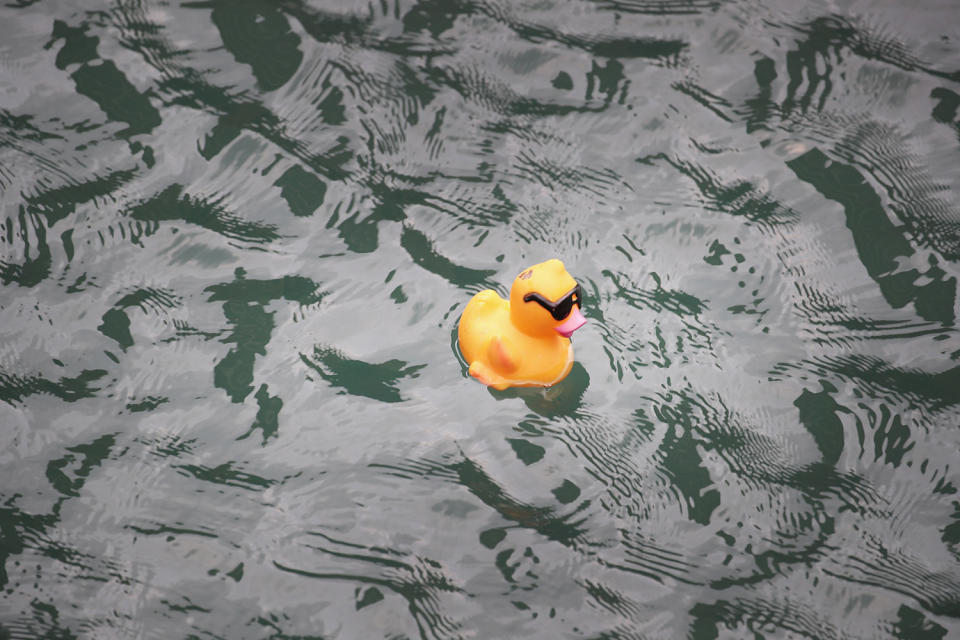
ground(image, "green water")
xmin=1 ymin=0 xmax=959 ymax=638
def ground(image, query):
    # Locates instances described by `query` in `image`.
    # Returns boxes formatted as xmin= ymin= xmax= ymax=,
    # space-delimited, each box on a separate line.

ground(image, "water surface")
xmin=1 ymin=0 xmax=959 ymax=637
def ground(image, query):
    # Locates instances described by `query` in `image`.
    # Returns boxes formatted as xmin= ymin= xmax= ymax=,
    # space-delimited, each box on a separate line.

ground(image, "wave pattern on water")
xmin=1 ymin=0 xmax=959 ymax=637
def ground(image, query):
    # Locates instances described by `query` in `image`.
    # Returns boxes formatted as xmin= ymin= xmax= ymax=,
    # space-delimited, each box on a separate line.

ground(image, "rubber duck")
xmin=457 ymin=259 xmax=587 ymax=390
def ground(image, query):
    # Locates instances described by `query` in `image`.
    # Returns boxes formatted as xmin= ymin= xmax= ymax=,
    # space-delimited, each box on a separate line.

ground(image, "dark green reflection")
xmin=210 ymin=0 xmax=303 ymax=92
xmin=214 ymin=299 xmax=274 ymax=400
xmin=489 ymin=362 xmax=589 ymax=418
xmin=335 ymin=184 xmax=425 ymax=253
xmin=400 ymin=225 xmax=497 ymax=289
xmin=237 ymin=384 xmax=283 ymax=443
xmin=0 ymin=434 xmax=116 ymax=593
xmin=274 ymin=165 xmax=327 ymax=217
xmin=0 ymin=209 xmax=51 ymax=286
xmin=892 ymin=604 xmax=949 ymax=639
xmin=158 ymin=62 xmax=352 ymax=178
xmin=199 ymin=103 xmax=275 ymax=160
xmin=655 ymin=154 xmax=798 ymax=226
xmin=452 ymin=456 xmax=587 ymax=546
xmin=551 ymin=480 xmax=581 ymax=505
xmin=129 ymin=184 xmax=281 ymax=244
xmin=125 ymin=395 xmax=168 ymax=413
xmin=745 ymin=56 xmax=777 ymax=133
xmin=98 ymin=288 xmax=179 ymax=351
xmin=931 ymin=87 xmax=959 ymax=126
xmin=46 ymin=434 xmax=116 ymax=498
xmin=782 ymin=18 xmax=842 ymax=114
xmin=175 ymin=460 xmax=274 ymax=491
xmin=788 ymin=148 xmax=956 ymax=324
xmin=0 ymin=367 xmax=107 ymax=405
xmin=943 ymin=505 xmax=960 ymax=552
xmin=794 ymin=382 xmax=845 ymax=468
xmin=206 ymin=268 xmax=321 ymax=403
xmin=26 ymin=168 xmax=137 ymax=227
xmin=300 ymin=346 xmax=425 ymax=403
xmin=356 ymin=586 xmax=384 ymax=610
xmin=585 ymin=59 xmax=626 ymax=105
xmin=98 ymin=307 xmax=133 ymax=350
xmin=656 ymin=421 xmax=720 ymax=526
xmin=402 ymin=0 xmax=461 ymax=37
xmin=71 ymin=61 xmax=161 ymax=136
xmin=506 ymin=438 xmax=545 ymax=466
xmin=50 ymin=20 xmax=160 ymax=136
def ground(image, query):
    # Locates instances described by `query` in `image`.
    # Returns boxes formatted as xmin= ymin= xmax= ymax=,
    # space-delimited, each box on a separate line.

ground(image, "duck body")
xmin=457 ymin=259 xmax=586 ymax=391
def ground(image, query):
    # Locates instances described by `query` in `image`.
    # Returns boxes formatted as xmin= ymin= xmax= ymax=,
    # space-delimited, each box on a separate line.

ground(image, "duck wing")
xmin=487 ymin=335 xmax=520 ymax=374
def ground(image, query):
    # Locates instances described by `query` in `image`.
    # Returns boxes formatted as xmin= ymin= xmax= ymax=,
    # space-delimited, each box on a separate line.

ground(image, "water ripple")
xmin=3 ymin=0 xmax=960 ymax=637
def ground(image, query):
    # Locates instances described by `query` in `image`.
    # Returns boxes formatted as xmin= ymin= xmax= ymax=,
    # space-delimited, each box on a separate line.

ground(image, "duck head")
xmin=509 ymin=259 xmax=587 ymax=338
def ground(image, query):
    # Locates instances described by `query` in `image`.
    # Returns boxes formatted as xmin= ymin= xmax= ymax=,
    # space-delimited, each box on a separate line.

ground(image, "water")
xmin=1 ymin=0 xmax=959 ymax=637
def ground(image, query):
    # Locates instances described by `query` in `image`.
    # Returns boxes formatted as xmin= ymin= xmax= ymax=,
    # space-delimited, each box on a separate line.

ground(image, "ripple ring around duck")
xmin=457 ymin=259 xmax=587 ymax=390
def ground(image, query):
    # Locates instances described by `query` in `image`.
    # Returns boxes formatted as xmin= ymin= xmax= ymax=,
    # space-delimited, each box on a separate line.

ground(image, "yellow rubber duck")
xmin=457 ymin=259 xmax=587 ymax=390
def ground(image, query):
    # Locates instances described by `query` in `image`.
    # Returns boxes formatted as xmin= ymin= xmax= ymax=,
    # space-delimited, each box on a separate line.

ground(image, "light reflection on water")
xmin=1 ymin=0 xmax=959 ymax=637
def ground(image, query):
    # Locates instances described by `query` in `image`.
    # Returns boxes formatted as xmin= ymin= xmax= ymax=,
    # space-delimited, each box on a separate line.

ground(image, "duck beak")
xmin=554 ymin=307 xmax=586 ymax=338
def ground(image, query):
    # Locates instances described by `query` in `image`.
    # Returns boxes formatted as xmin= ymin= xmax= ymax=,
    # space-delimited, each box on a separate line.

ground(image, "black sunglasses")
xmin=524 ymin=284 xmax=582 ymax=321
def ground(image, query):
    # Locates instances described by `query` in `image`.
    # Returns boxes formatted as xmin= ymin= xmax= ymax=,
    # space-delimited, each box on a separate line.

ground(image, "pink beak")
xmin=554 ymin=307 xmax=587 ymax=338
